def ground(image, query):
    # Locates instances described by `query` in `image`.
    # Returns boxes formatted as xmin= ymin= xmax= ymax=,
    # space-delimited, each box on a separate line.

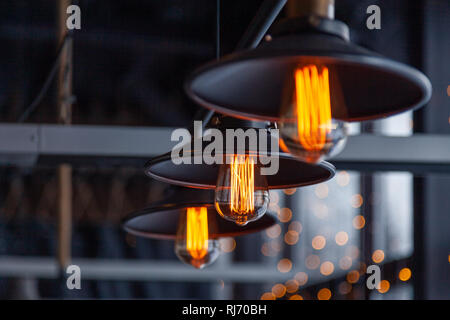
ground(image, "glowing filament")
xmin=186 ymin=207 xmax=209 ymax=259
xmin=230 ymin=155 xmax=255 ymax=217
xmin=295 ymin=65 xmax=332 ymax=151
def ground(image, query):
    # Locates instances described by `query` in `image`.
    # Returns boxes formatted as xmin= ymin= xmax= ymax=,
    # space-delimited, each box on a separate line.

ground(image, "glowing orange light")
xmin=272 ymin=284 xmax=287 ymax=298
xmin=320 ymin=261 xmax=335 ymax=276
xmin=285 ymin=230 xmax=299 ymax=246
xmin=278 ymin=208 xmax=293 ymax=223
xmin=378 ymin=280 xmax=390 ymax=294
xmin=306 ymin=255 xmax=321 ymax=270
xmin=229 ymin=155 xmax=255 ymax=223
xmin=285 ymin=280 xmax=300 ymax=293
xmin=346 ymin=270 xmax=360 ymax=284
xmin=399 ymin=268 xmax=412 ymax=282
xmin=317 ymin=288 xmax=332 ymax=300
xmin=261 ymin=292 xmax=276 ymax=300
xmin=352 ymin=194 xmax=364 ymax=208
xmin=186 ymin=207 xmax=209 ymax=260
xmin=335 ymin=231 xmax=349 ymax=246
xmin=278 ymin=259 xmax=293 ymax=273
xmin=294 ymin=66 xmax=332 ymax=153
xmin=295 ymin=272 xmax=309 ymax=286
xmin=312 ymin=235 xmax=326 ymax=250
xmin=283 ymin=188 xmax=297 ymax=196
xmin=289 ymin=294 xmax=304 ymax=300
xmin=353 ymin=215 xmax=366 ymax=230
xmin=372 ymin=250 xmax=385 ymax=264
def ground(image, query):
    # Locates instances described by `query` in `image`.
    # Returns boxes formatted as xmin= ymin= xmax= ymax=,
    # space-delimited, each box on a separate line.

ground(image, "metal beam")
xmin=0 ymin=256 xmax=300 ymax=283
xmin=0 ymin=124 xmax=449 ymax=171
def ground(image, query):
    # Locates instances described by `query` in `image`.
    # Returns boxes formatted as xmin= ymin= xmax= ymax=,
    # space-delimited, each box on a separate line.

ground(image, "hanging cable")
xmin=17 ymin=33 xmax=73 ymax=123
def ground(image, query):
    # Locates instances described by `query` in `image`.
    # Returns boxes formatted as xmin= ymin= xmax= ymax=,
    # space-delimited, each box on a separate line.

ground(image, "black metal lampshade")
xmin=145 ymin=117 xmax=336 ymax=189
xmin=185 ymin=17 xmax=432 ymax=122
xmin=123 ymin=188 xmax=277 ymax=240
xmin=145 ymin=150 xmax=335 ymax=190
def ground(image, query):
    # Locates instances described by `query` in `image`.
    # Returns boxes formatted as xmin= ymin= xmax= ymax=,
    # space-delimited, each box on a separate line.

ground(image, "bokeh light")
xmin=336 ymin=171 xmax=350 ymax=187
xmin=295 ymin=272 xmax=308 ymax=286
xmin=315 ymin=184 xmax=329 ymax=199
xmin=289 ymin=294 xmax=304 ymax=300
xmin=317 ymin=288 xmax=332 ymax=300
xmin=266 ymin=224 xmax=281 ymax=239
xmin=261 ymin=292 xmax=276 ymax=300
xmin=346 ymin=270 xmax=360 ymax=284
xmin=285 ymin=280 xmax=300 ymax=293
xmin=312 ymin=235 xmax=326 ymax=250
xmin=352 ymin=215 xmax=366 ymax=230
xmin=219 ymin=238 xmax=236 ymax=253
xmin=351 ymin=194 xmax=364 ymax=208
xmin=278 ymin=259 xmax=293 ymax=273
xmin=278 ymin=208 xmax=293 ymax=223
xmin=289 ymin=221 xmax=303 ymax=233
xmin=283 ymin=188 xmax=297 ymax=196
xmin=306 ymin=255 xmax=320 ymax=270
xmin=399 ymin=268 xmax=412 ymax=282
xmin=320 ymin=261 xmax=335 ymax=276
xmin=378 ymin=280 xmax=390 ymax=294
xmin=335 ymin=231 xmax=349 ymax=246
xmin=285 ymin=230 xmax=299 ymax=246
xmin=372 ymin=250 xmax=385 ymax=264
xmin=338 ymin=282 xmax=352 ymax=295
xmin=272 ymin=284 xmax=287 ymax=298
xmin=269 ymin=192 xmax=279 ymax=204
xmin=339 ymin=256 xmax=353 ymax=270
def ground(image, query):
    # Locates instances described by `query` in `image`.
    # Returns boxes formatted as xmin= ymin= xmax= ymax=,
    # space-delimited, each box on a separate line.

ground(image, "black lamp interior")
xmin=123 ymin=202 xmax=277 ymax=240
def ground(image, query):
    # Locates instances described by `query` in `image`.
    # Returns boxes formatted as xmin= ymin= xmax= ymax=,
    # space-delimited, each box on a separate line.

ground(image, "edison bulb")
xmin=175 ymin=207 xmax=220 ymax=269
xmin=278 ymin=65 xmax=348 ymax=163
xmin=215 ymin=154 xmax=269 ymax=226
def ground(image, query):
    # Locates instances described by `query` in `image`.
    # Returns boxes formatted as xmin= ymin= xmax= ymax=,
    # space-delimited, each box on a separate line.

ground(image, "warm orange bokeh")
xmin=186 ymin=207 xmax=209 ymax=259
xmin=294 ymin=65 xmax=332 ymax=152
xmin=230 ymin=155 xmax=255 ymax=223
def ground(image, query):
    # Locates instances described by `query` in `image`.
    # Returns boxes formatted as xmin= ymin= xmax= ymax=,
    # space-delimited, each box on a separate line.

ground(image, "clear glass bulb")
xmin=278 ymin=64 xmax=348 ymax=163
xmin=215 ymin=154 xmax=269 ymax=226
xmin=174 ymin=207 xmax=220 ymax=269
